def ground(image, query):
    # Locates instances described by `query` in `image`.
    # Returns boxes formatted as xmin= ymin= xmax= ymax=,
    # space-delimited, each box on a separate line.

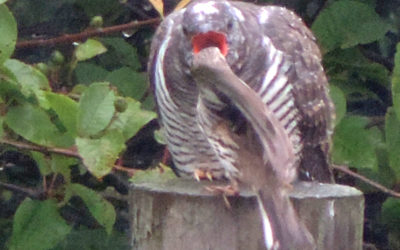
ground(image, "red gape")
xmin=192 ymin=31 xmax=228 ymax=56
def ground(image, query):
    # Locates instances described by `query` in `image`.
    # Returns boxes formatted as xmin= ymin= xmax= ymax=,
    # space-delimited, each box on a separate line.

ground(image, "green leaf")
xmin=76 ymin=0 xmax=122 ymax=18
xmin=0 ymin=5 xmax=17 ymax=65
xmin=154 ymin=128 xmax=166 ymax=145
xmin=382 ymin=198 xmax=400 ymax=233
xmin=392 ymin=43 xmax=400 ymax=121
xmin=0 ymin=116 xmax=3 ymax=139
xmin=77 ymin=82 xmax=116 ymax=137
xmin=3 ymin=59 xmax=50 ymax=98
xmin=329 ymin=85 xmax=346 ymax=126
xmin=5 ymin=104 xmax=74 ymax=147
xmin=385 ymin=107 xmax=400 ymax=180
xmin=100 ymin=37 xmax=140 ymax=70
xmin=324 ymin=48 xmax=390 ymax=86
xmin=66 ymin=184 xmax=116 ymax=234
xmin=0 ymin=1 xmax=8 ymax=4
xmin=130 ymin=164 xmax=176 ymax=184
xmin=31 ymin=151 xmax=52 ymax=176
xmin=75 ymin=62 xmax=109 ymax=85
xmin=76 ymin=130 xmax=125 ymax=178
xmin=75 ymin=39 xmax=107 ymax=62
xmin=51 ymin=154 xmax=78 ymax=184
xmin=312 ymin=0 xmax=389 ymax=52
xmin=106 ymin=67 xmax=148 ymax=99
xmin=9 ymin=199 xmax=71 ymax=250
xmin=45 ymin=92 xmax=78 ymax=137
xmin=53 ymin=227 xmax=129 ymax=250
xmin=141 ymin=93 xmax=156 ymax=110
xmin=109 ymin=98 xmax=156 ymax=140
xmin=332 ymin=116 xmax=378 ymax=170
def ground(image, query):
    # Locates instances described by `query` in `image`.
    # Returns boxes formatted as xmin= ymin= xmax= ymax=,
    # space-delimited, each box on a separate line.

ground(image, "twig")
xmin=16 ymin=18 xmax=160 ymax=49
xmin=0 ymin=138 xmax=138 ymax=175
xmin=0 ymin=181 xmax=44 ymax=199
xmin=332 ymin=164 xmax=400 ymax=198
xmin=113 ymin=164 xmax=137 ymax=176
xmin=0 ymin=138 xmax=80 ymax=158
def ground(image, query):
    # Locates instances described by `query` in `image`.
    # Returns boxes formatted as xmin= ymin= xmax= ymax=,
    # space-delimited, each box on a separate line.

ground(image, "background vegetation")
xmin=0 ymin=0 xmax=399 ymax=249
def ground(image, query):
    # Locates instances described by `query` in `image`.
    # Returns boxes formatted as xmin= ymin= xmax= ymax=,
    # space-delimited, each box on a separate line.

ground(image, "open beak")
xmin=191 ymin=31 xmax=228 ymax=56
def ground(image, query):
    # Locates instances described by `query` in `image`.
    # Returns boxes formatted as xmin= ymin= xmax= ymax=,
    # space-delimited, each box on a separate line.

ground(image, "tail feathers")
xmin=256 ymin=189 xmax=315 ymax=250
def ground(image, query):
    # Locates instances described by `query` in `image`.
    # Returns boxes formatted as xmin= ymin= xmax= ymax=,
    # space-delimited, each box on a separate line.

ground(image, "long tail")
xmin=256 ymin=188 xmax=316 ymax=250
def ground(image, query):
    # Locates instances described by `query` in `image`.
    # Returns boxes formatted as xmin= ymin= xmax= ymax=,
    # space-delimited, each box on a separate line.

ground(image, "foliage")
xmin=0 ymin=0 xmax=399 ymax=249
xmin=310 ymin=0 xmax=400 ymax=248
xmin=0 ymin=0 xmax=157 ymax=248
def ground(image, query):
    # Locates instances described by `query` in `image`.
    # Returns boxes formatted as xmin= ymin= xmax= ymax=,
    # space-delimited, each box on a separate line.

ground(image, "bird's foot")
xmin=204 ymin=184 xmax=238 ymax=196
xmin=193 ymin=169 xmax=214 ymax=181
xmin=204 ymin=184 xmax=239 ymax=209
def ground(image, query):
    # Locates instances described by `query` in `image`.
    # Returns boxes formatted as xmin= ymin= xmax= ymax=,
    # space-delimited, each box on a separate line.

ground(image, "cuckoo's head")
xmin=182 ymin=0 xmax=245 ymax=59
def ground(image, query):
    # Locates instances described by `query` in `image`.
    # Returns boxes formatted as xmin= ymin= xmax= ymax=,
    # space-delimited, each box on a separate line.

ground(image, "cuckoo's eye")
xmin=182 ymin=26 xmax=189 ymax=36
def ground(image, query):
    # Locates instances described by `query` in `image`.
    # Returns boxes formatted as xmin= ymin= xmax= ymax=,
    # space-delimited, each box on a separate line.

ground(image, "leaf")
xmin=0 ymin=1 xmax=8 ymax=4
xmin=106 ymin=67 xmax=148 ymax=99
xmin=76 ymin=130 xmax=125 ymax=178
xmin=385 ymin=107 xmax=400 ymax=180
xmin=332 ymin=116 xmax=378 ymax=170
xmin=51 ymin=154 xmax=78 ymax=184
xmin=9 ymin=199 xmax=71 ymax=250
xmin=77 ymin=82 xmax=116 ymax=137
xmin=130 ymin=164 xmax=176 ymax=184
xmin=53 ymin=227 xmax=129 ymax=250
xmin=329 ymin=85 xmax=346 ymax=126
xmin=66 ymin=184 xmax=116 ymax=234
xmin=0 ymin=116 xmax=3 ymax=139
xmin=45 ymin=92 xmax=78 ymax=137
xmin=324 ymin=48 xmax=390 ymax=86
xmin=75 ymin=62 xmax=109 ymax=85
xmin=381 ymin=198 xmax=400 ymax=233
xmin=148 ymin=0 xmax=163 ymax=17
xmin=392 ymin=43 xmax=400 ymax=121
xmin=154 ymin=128 xmax=166 ymax=145
xmin=31 ymin=151 xmax=52 ymax=176
xmin=312 ymin=0 xmax=389 ymax=53
xmin=75 ymin=39 xmax=107 ymax=61
xmin=3 ymin=59 xmax=50 ymax=97
xmin=109 ymin=98 xmax=156 ymax=140
xmin=100 ymin=38 xmax=140 ymax=71
xmin=0 ymin=5 xmax=17 ymax=65
xmin=75 ymin=0 xmax=122 ymax=17
xmin=5 ymin=104 xmax=74 ymax=147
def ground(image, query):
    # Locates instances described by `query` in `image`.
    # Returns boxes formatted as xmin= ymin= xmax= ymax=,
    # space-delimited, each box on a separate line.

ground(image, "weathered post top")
xmin=129 ymin=179 xmax=364 ymax=250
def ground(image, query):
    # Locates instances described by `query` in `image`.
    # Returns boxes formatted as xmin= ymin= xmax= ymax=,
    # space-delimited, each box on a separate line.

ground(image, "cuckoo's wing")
xmin=259 ymin=6 xmax=335 ymax=182
xmin=228 ymin=3 xmax=334 ymax=182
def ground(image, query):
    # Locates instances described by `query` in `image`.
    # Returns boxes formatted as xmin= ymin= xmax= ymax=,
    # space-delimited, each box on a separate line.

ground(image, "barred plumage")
xmin=149 ymin=1 xmax=333 ymax=181
xmin=149 ymin=0 xmax=334 ymax=249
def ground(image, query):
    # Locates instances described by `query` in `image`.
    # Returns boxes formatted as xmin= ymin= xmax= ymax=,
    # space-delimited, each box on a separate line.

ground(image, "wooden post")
xmin=129 ymin=179 xmax=364 ymax=250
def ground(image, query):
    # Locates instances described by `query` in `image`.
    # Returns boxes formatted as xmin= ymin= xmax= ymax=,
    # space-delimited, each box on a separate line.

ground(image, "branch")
xmin=0 ymin=181 xmax=44 ymax=199
xmin=332 ymin=164 xmax=400 ymax=198
xmin=16 ymin=18 xmax=161 ymax=49
xmin=0 ymin=138 xmax=80 ymax=158
xmin=0 ymin=138 xmax=137 ymax=175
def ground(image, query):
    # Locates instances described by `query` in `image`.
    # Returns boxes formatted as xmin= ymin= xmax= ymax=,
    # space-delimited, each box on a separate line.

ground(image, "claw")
xmin=204 ymin=184 xmax=238 ymax=196
xmin=206 ymin=171 xmax=213 ymax=181
xmin=194 ymin=169 xmax=203 ymax=182
xmin=194 ymin=169 xmax=215 ymax=181
xmin=205 ymin=184 xmax=238 ymax=209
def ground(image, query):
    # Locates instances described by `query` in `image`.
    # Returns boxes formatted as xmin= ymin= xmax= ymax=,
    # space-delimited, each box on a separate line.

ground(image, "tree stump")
xmin=129 ymin=179 xmax=364 ymax=250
